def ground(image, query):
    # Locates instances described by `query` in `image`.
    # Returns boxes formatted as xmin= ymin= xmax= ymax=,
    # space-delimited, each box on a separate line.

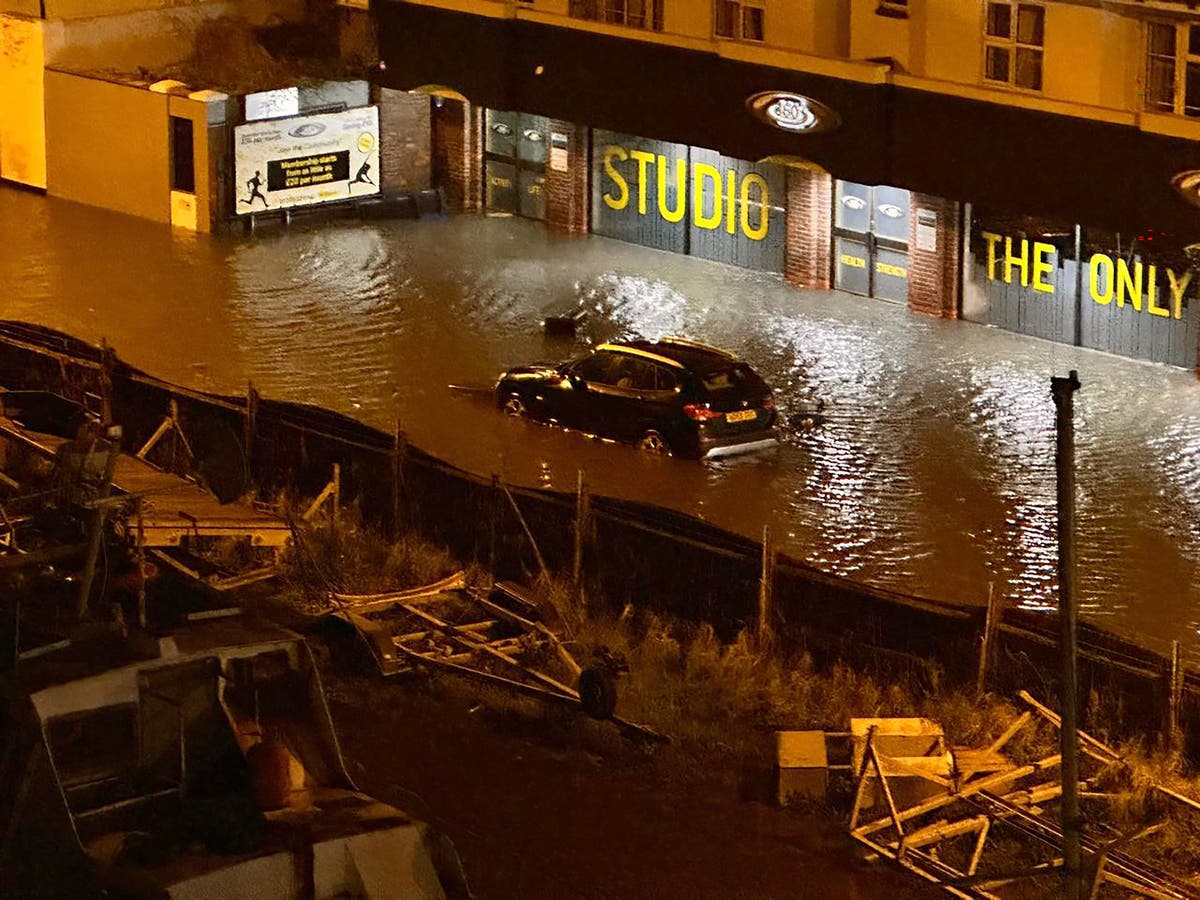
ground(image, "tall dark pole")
xmin=1052 ymin=370 xmax=1082 ymax=899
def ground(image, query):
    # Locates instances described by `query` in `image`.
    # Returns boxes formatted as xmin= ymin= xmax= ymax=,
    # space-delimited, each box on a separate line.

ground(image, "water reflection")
xmin=3 ymin=187 xmax=1200 ymax=655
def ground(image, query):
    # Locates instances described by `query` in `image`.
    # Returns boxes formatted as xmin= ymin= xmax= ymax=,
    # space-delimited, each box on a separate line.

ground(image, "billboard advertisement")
xmin=234 ymin=106 xmax=380 ymax=215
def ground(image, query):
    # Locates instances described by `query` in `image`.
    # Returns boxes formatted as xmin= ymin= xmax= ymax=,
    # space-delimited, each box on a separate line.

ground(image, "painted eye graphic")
xmin=491 ymin=123 xmax=513 ymax=136
xmin=841 ymin=195 xmax=867 ymax=210
xmin=288 ymin=123 xmax=325 ymax=138
xmin=523 ymin=129 xmax=544 ymax=142
xmin=878 ymin=204 xmax=903 ymax=218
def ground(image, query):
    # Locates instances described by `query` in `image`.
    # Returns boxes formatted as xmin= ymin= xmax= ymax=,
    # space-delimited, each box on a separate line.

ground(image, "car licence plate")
xmin=725 ymin=409 xmax=757 ymax=423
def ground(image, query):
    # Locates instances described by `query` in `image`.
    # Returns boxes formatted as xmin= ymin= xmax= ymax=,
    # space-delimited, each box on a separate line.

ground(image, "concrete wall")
xmin=0 ymin=14 xmax=47 ymax=188
xmin=45 ymin=69 xmax=171 ymax=223
xmin=46 ymin=0 xmax=305 ymax=74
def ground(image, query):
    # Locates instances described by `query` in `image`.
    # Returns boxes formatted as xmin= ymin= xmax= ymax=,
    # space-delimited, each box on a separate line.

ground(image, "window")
xmin=1145 ymin=22 xmax=1200 ymax=118
xmin=575 ymin=351 xmax=624 ymax=385
xmin=170 ymin=115 xmax=195 ymax=194
xmin=609 ymin=357 xmax=658 ymax=391
xmin=983 ymin=2 xmax=1044 ymax=91
xmin=569 ymin=0 xmax=662 ymax=31
xmin=715 ymin=0 xmax=764 ymax=42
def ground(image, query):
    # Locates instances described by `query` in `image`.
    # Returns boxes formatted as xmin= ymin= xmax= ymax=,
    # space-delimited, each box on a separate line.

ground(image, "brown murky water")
xmin=2 ymin=187 xmax=1198 ymax=657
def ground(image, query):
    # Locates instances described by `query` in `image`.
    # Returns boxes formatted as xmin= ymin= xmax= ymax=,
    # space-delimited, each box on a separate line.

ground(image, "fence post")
xmin=99 ymin=337 xmax=115 ymax=427
xmin=573 ymin=470 xmax=589 ymax=608
xmin=331 ymin=462 xmax=341 ymax=533
xmin=489 ymin=473 xmax=500 ymax=577
xmin=244 ymin=381 xmax=259 ymax=479
xmin=757 ymin=524 xmax=774 ymax=651
xmin=392 ymin=421 xmax=406 ymax=538
xmin=1169 ymin=640 xmax=1183 ymax=752
xmin=976 ymin=582 xmax=1001 ymax=696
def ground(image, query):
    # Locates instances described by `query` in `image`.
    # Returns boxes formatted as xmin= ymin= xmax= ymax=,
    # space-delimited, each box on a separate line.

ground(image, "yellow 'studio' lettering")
xmin=600 ymin=144 xmax=771 ymax=241
xmin=602 ymin=146 xmax=628 ymax=211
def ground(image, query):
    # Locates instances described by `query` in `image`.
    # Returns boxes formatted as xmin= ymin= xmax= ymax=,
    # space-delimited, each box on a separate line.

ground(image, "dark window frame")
xmin=170 ymin=115 xmax=196 ymax=194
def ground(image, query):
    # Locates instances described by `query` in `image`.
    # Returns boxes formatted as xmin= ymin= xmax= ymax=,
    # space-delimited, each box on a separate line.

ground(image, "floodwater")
xmin=2 ymin=187 xmax=1199 ymax=657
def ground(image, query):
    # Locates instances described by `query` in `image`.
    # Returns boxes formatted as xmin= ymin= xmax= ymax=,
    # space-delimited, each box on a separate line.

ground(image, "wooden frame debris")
xmin=329 ymin=575 xmax=666 ymax=744
xmin=845 ymin=700 xmax=1200 ymax=899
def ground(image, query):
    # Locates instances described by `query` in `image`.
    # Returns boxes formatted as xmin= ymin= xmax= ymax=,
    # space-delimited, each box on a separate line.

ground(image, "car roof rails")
xmin=597 ymin=342 xmax=685 ymax=369
xmin=656 ymin=336 xmax=736 ymax=359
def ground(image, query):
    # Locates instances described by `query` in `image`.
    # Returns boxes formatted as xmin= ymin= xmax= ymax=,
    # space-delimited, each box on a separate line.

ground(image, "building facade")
xmin=368 ymin=0 xmax=1200 ymax=372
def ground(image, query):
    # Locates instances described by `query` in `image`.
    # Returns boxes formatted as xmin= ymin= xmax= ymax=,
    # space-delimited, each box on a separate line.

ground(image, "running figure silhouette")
xmin=348 ymin=160 xmax=375 ymax=193
xmin=240 ymin=171 xmax=269 ymax=208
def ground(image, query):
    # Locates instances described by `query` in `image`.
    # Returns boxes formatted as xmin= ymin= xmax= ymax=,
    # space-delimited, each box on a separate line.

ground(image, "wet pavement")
xmin=2 ymin=186 xmax=1199 ymax=656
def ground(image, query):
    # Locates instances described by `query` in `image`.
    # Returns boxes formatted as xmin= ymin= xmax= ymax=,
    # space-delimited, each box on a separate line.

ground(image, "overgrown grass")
xmin=275 ymin=501 xmax=487 ymax=615
xmin=277 ymin=510 xmax=1200 ymax=886
xmin=518 ymin=577 xmax=1051 ymax=770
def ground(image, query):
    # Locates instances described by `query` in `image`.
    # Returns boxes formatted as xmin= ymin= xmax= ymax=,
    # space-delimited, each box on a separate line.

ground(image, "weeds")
xmin=277 ymin=511 xmax=1200 ymax=885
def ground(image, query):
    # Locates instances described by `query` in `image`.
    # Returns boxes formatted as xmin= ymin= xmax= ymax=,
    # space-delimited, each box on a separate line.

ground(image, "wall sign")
xmin=979 ymin=231 xmax=1190 ymax=319
xmin=746 ymin=91 xmax=840 ymax=134
xmin=916 ymin=209 xmax=937 ymax=252
xmin=599 ymin=143 xmax=772 ymax=240
xmin=234 ymin=106 xmax=379 ymax=215
xmin=549 ymin=132 xmax=569 ymax=173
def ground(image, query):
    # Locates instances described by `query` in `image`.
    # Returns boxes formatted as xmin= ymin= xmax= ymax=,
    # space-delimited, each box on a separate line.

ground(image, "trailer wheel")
xmin=579 ymin=666 xmax=618 ymax=720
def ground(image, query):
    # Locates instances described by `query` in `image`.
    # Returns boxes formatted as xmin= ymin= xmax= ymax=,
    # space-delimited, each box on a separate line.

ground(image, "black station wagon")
xmin=494 ymin=338 xmax=778 ymax=459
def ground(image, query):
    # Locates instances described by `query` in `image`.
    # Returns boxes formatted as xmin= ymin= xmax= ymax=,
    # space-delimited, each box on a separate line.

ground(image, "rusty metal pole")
xmin=1052 ymin=370 xmax=1082 ymax=900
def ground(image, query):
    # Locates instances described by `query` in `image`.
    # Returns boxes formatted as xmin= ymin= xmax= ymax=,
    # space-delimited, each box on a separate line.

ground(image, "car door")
xmin=587 ymin=355 xmax=665 ymax=443
xmin=561 ymin=350 xmax=621 ymax=433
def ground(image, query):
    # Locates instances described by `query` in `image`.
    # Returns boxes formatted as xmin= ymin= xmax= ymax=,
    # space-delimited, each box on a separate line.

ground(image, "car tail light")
xmin=763 ymin=396 xmax=776 ymax=411
xmin=684 ymin=403 xmax=721 ymax=421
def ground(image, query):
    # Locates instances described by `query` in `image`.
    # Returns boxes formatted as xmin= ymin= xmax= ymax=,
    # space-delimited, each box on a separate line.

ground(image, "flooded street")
xmin=2 ymin=186 xmax=1199 ymax=656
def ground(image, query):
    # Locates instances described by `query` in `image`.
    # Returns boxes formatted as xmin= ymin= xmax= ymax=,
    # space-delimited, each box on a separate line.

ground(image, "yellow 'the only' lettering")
xmin=981 ymin=232 xmax=1188 ymax=321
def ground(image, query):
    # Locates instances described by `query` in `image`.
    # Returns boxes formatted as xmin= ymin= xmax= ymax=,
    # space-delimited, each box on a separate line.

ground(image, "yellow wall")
xmin=849 ymin=0 xmax=913 ymax=70
xmin=1042 ymin=4 xmax=1138 ymax=110
xmin=663 ymin=0 xmax=710 ymax=42
xmin=45 ymin=70 xmax=171 ymax=223
xmin=915 ymin=0 xmax=979 ymax=84
xmin=168 ymin=93 xmax=212 ymax=231
xmin=0 ymin=14 xmax=47 ymax=188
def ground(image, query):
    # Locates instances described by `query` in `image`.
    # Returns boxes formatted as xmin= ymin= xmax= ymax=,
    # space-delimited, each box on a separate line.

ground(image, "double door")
xmin=485 ymin=110 xmax=547 ymax=220
xmin=834 ymin=181 xmax=911 ymax=304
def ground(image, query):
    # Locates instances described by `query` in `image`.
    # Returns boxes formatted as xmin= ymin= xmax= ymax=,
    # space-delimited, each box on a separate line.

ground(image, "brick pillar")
xmin=431 ymin=98 xmax=483 ymax=213
xmin=907 ymin=193 xmax=961 ymax=318
xmin=375 ymin=87 xmax=431 ymax=193
xmin=545 ymin=119 xmax=589 ymax=234
xmin=784 ymin=167 xmax=832 ymax=290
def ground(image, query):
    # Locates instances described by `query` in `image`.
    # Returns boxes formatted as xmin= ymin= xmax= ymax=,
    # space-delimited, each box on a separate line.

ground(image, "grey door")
xmin=835 ymin=181 xmax=911 ymax=303
xmin=485 ymin=109 xmax=547 ymax=221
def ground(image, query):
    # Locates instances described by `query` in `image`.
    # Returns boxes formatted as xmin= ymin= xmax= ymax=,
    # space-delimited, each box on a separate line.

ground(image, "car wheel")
xmin=638 ymin=430 xmax=670 ymax=456
xmin=502 ymin=394 xmax=528 ymax=418
xmin=579 ymin=667 xmax=618 ymax=720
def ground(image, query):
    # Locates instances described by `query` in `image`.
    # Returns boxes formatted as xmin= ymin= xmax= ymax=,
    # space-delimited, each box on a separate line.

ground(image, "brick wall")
xmin=431 ymin=98 xmax=482 ymax=212
xmin=544 ymin=119 xmax=589 ymax=234
xmin=908 ymin=193 xmax=961 ymax=318
xmin=784 ymin=167 xmax=832 ymax=290
xmin=376 ymin=88 xmax=431 ymax=193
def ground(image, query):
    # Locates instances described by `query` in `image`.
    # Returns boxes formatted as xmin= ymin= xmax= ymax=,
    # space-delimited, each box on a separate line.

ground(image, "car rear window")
xmin=700 ymin=364 xmax=767 ymax=396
